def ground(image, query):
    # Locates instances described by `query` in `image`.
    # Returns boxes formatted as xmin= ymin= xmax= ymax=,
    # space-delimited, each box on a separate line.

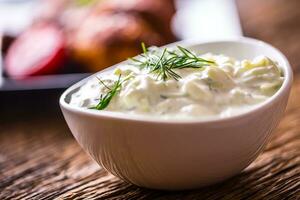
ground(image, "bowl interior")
xmin=187 ymin=39 xmax=289 ymax=68
xmin=60 ymin=37 xmax=292 ymax=122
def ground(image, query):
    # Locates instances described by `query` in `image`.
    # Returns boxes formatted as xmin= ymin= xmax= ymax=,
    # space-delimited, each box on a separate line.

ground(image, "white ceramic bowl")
xmin=60 ymin=37 xmax=293 ymax=190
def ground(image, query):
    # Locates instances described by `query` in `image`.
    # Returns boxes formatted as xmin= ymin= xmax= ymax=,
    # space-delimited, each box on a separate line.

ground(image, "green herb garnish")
xmin=91 ymin=45 xmax=213 ymax=110
xmin=90 ymin=75 xmax=123 ymax=110
xmin=131 ymin=44 xmax=214 ymax=81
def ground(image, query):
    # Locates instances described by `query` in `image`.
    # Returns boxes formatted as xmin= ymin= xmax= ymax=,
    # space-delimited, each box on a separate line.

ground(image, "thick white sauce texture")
xmin=70 ymin=53 xmax=284 ymax=119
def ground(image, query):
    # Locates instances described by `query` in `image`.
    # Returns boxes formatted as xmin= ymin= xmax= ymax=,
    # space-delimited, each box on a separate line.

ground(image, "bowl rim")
xmin=59 ymin=37 xmax=293 ymax=124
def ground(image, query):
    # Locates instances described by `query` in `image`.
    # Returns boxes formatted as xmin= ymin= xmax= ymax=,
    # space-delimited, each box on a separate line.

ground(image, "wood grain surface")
xmin=1 ymin=0 xmax=300 ymax=199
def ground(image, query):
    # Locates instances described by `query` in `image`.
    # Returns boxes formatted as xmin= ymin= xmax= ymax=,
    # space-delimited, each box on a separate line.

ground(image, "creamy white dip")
xmin=70 ymin=51 xmax=284 ymax=119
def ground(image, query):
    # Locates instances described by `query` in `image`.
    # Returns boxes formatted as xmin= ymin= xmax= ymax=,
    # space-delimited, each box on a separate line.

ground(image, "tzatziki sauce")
xmin=70 ymin=47 xmax=284 ymax=119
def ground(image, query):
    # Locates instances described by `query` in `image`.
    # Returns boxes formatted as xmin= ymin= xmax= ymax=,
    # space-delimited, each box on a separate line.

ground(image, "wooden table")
xmin=1 ymin=0 xmax=299 ymax=199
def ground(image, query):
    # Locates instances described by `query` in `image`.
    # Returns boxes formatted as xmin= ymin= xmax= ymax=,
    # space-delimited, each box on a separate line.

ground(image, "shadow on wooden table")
xmin=0 ymin=89 xmax=64 ymax=123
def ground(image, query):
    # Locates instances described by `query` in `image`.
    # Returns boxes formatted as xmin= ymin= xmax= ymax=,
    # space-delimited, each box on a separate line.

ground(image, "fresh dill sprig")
xmin=90 ymin=74 xmax=122 ymax=110
xmin=90 ymin=44 xmax=213 ymax=109
xmin=131 ymin=44 xmax=214 ymax=81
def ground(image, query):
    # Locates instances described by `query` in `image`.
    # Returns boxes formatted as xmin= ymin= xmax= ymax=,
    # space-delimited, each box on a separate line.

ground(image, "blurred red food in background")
xmin=5 ymin=23 xmax=65 ymax=78
xmin=3 ymin=0 xmax=176 ymax=78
